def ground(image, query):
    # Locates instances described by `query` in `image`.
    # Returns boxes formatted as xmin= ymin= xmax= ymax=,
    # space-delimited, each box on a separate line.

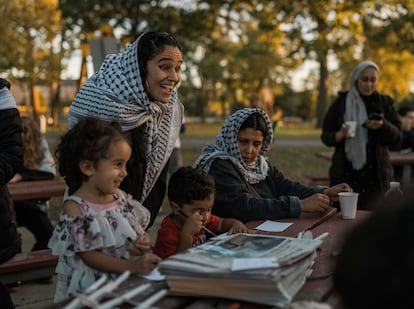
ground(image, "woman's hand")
xmin=335 ymin=126 xmax=348 ymax=142
xmin=323 ymin=183 xmax=352 ymax=201
xmin=8 ymin=173 xmax=22 ymax=183
xmin=364 ymin=119 xmax=384 ymax=130
xmin=300 ymin=193 xmax=331 ymax=213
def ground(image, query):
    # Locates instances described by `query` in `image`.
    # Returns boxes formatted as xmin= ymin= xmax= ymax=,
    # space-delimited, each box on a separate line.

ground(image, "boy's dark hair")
xmin=397 ymin=105 xmax=414 ymax=117
xmin=240 ymin=112 xmax=268 ymax=139
xmin=168 ymin=166 xmax=215 ymax=206
xmin=55 ymin=117 xmax=129 ymax=193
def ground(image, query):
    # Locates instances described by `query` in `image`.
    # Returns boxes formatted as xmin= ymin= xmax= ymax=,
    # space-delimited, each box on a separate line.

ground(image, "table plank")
xmin=315 ymin=151 xmax=414 ymax=165
xmin=246 ymin=207 xmax=337 ymax=237
xmin=7 ymin=179 xmax=67 ymax=201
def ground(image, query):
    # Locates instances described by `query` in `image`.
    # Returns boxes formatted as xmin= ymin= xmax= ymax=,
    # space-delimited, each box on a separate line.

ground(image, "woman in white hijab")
xmin=321 ymin=60 xmax=401 ymax=209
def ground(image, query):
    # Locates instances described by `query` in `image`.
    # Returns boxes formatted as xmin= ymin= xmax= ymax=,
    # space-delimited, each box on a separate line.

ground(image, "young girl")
xmin=48 ymin=117 xmax=161 ymax=303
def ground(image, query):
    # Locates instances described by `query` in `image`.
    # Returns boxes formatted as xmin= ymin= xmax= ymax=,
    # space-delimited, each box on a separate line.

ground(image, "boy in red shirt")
xmin=153 ymin=166 xmax=248 ymax=258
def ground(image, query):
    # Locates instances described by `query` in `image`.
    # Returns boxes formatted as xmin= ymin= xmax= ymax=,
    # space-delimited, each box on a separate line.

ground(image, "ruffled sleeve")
xmin=48 ymin=212 xmax=136 ymax=256
xmin=123 ymin=192 xmax=151 ymax=230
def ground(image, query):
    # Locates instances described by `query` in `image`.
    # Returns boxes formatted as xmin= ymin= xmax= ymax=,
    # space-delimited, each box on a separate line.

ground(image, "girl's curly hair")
xmin=55 ymin=117 xmax=130 ymax=193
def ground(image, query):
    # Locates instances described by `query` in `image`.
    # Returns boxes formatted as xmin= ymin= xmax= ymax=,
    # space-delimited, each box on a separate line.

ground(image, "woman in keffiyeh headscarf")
xmin=195 ymin=108 xmax=350 ymax=222
xmin=321 ymin=60 xmax=401 ymax=210
xmin=68 ymin=32 xmax=184 ymax=227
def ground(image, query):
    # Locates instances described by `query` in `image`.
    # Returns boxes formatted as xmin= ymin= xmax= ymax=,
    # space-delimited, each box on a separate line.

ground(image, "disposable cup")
xmin=338 ymin=192 xmax=359 ymax=219
xmin=345 ymin=121 xmax=357 ymax=138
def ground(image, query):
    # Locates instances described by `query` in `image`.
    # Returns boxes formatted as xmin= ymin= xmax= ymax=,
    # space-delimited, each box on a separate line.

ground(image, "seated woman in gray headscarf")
xmin=195 ymin=108 xmax=351 ymax=222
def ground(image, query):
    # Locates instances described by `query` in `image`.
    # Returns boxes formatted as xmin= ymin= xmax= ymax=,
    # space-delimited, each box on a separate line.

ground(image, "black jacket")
xmin=208 ymin=159 xmax=324 ymax=222
xmin=321 ymin=91 xmax=401 ymax=194
xmin=0 ymin=88 xmax=23 ymax=263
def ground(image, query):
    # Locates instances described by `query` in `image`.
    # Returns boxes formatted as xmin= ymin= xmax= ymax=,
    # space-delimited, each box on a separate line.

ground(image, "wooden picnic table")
xmin=7 ymin=179 xmax=67 ymax=201
xmin=315 ymin=151 xmax=414 ymax=186
xmin=53 ymin=207 xmax=367 ymax=308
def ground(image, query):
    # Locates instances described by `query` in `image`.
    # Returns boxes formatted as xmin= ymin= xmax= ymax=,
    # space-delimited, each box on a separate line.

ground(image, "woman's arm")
xmin=209 ymin=159 xmax=305 ymax=222
xmin=321 ymin=95 xmax=346 ymax=146
xmin=375 ymin=95 xmax=402 ymax=146
xmin=0 ymin=109 xmax=23 ymax=185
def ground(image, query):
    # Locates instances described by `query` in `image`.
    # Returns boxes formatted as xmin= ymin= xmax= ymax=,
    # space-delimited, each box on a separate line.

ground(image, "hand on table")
xmin=301 ymin=193 xmax=331 ymax=213
xmin=323 ymin=183 xmax=352 ymax=202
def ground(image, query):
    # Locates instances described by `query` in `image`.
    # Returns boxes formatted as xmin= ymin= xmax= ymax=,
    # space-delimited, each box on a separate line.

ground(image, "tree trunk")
xmin=28 ymin=79 xmax=39 ymax=123
xmin=315 ymin=57 xmax=329 ymax=128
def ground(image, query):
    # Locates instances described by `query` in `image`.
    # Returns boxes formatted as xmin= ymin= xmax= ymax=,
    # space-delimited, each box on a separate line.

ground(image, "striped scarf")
xmin=68 ymin=34 xmax=183 ymax=202
xmin=195 ymin=108 xmax=273 ymax=184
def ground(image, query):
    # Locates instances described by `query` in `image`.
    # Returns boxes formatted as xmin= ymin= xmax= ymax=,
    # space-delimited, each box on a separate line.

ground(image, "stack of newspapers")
xmin=158 ymin=233 xmax=322 ymax=307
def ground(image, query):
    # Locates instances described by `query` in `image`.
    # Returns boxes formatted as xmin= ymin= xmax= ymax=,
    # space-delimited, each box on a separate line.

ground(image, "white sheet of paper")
xmin=139 ymin=267 xmax=165 ymax=281
xmin=255 ymin=220 xmax=292 ymax=232
xmin=231 ymin=258 xmax=279 ymax=271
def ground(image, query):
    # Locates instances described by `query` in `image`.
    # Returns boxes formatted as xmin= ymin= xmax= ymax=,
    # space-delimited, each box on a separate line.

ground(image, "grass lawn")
xmin=181 ymin=121 xmax=329 ymax=184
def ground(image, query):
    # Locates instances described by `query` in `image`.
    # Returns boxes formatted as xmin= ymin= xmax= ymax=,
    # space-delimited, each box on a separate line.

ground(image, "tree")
xmin=0 ymin=0 xmax=62 ymax=121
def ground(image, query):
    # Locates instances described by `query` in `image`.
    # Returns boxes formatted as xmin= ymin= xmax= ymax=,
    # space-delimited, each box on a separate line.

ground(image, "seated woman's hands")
xmin=300 ymin=193 xmax=331 ymax=213
xmin=323 ymin=183 xmax=352 ymax=202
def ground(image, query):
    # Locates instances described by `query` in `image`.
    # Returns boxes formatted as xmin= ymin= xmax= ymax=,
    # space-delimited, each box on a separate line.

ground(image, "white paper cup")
xmin=345 ymin=121 xmax=357 ymax=138
xmin=338 ymin=192 xmax=359 ymax=219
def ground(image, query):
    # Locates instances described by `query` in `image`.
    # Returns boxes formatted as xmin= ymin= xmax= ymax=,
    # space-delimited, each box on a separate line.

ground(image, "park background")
xmin=5 ymin=2 xmax=414 ymax=305
xmin=3 ymin=0 xmax=414 ymax=249
xmin=1 ymin=0 xmax=414 ymax=130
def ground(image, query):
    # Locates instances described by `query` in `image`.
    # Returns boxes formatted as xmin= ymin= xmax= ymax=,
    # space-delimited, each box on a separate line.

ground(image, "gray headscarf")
xmin=0 ymin=86 xmax=17 ymax=110
xmin=344 ymin=60 xmax=380 ymax=170
xmin=195 ymin=108 xmax=273 ymax=184
xmin=68 ymin=33 xmax=183 ymax=202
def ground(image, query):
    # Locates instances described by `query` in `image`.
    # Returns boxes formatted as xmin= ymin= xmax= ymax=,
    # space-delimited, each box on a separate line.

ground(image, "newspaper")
xmin=159 ymin=233 xmax=321 ymax=307
xmin=159 ymin=233 xmax=322 ymax=275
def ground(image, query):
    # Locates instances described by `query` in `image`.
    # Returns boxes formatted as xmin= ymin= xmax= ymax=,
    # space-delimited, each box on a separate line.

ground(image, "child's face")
xmin=179 ymin=193 xmax=215 ymax=226
xmin=87 ymin=139 xmax=131 ymax=195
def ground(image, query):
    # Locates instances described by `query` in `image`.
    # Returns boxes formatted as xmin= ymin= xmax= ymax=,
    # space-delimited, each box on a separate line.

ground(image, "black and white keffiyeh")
xmin=195 ymin=108 xmax=273 ymax=184
xmin=68 ymin=33 xmax=183 ymax=202
xmin=344 ymin=60 xmax=379 ymax=170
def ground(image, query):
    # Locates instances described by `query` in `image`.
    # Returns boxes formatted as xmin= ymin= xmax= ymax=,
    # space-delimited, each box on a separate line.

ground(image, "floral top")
xmin=48 ymin=189 xmax=150 ymax=303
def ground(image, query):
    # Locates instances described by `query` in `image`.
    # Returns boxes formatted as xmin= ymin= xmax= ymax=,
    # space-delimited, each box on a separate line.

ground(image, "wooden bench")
xmin=307 ymin=174 xmax=330 ymax=186
xmin=7 ymin=179 xmax=67 ymax=201
xmin=2 ymin=180 xmax=65 ymax=284
xmin=0 ymin=250 xmax=58 ymax=285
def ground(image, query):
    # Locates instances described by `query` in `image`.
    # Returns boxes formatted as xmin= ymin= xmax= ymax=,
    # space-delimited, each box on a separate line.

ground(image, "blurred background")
xmin=1 ymin=0 xmax=414 ymax=131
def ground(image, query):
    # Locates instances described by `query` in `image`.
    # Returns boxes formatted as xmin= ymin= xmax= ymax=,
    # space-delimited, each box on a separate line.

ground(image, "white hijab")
xmin=344 ymin=61 xmax=380 ymax=170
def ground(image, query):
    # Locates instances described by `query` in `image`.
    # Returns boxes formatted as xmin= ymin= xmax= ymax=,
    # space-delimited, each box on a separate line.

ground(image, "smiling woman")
xmin=67 ymin=31 xmax=185 ymax=227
